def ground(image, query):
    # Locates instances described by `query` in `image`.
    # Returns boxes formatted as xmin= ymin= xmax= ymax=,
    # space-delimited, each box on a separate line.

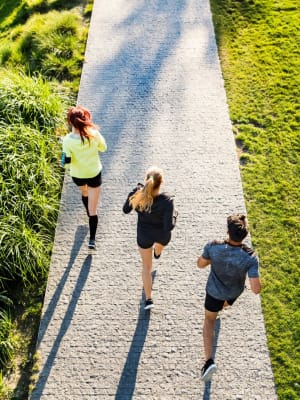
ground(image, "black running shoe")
xmin=144 ymin=298 xmax=154 ymax=310
xmin=201 ymin=358 xmax=217 ymax=381
xmin=88 ymin=239 xmax=96 ymax=250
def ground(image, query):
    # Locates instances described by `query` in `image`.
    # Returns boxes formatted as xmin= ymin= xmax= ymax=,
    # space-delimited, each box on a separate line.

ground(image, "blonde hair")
xmin=129 ymin=167 xmax=163 ymax=212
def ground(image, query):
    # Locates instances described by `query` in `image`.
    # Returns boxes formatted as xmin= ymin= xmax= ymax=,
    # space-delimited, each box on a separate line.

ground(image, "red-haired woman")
xmin=123 ymin=167 xmax=177 ymax=310
xmin=62 ymin=106 xmax=107 ymax=249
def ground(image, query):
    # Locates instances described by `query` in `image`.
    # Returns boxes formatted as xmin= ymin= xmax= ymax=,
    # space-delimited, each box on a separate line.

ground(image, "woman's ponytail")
xmin=129 ymin=168 xmax=163 ymax=212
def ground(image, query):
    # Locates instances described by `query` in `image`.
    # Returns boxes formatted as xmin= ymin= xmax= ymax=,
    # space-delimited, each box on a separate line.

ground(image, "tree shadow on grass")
xmin=0 ymin=0 xmax=86 ymax=31
xmin=115 ymin=271 xmax=156 ymax=400
xmin=210 ymin=0 xmax=267 ymax=42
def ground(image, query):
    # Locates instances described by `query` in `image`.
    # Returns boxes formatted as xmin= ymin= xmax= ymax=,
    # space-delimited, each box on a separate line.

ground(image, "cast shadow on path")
xmin=85 ymin=1 xmax=187 ymax=177
xmin=203 ymin=318 xmax=221 ymax=400
xmin=31 ymin=253 xmax=92 ymax=399
xmin=115 ymin=271 xmax=157 ymax=400
xmin=36 ymin=225 xmax=87 ymax=345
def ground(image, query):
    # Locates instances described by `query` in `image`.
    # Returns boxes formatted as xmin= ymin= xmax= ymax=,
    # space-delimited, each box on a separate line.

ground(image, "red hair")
xmin=67 ymin=106 xmax=97 ymax=144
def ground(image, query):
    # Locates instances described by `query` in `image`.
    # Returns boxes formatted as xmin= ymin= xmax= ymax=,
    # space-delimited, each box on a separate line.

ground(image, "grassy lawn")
xmin=209 ymin=0 xmax=300 ymax=399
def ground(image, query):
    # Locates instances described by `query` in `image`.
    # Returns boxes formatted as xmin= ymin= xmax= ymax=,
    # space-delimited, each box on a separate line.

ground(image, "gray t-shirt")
xmin=202 ymin=241 xmax=259 ymax=300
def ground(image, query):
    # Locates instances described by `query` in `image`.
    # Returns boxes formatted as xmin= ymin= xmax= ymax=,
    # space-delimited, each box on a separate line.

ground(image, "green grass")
xmin=0 ymin=0 xmax=298 ymax=398
xmin=0 ymin=1 xmax=92 ymax=397
xmin=210 ymin=0 xmax=300 ymax=398
xmin=0 ymin=1 xmax=89 ymax=91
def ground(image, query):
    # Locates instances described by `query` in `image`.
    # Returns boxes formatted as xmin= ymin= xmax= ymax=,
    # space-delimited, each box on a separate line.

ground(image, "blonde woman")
xmin=62 ymin=106 xmax=107 ymax=249
xmin=123 ymin=167 xmax=177 ymax=310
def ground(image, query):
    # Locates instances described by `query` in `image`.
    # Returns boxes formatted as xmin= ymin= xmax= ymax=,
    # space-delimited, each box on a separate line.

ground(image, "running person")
xmin=123 ymin=167 xmax=177 ymax=310
xmin=61 ymin=106 xmax=107 ymax=249
xmin=197 ymin=214 xmax=261 ymax=381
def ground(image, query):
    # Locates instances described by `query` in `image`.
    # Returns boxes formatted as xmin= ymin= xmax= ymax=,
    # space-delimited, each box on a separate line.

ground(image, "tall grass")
xmin=0 ymin=70 xmax=68 ymax=389
xmin=0 ymin=0 xmax=91 ymax=395
xmin=0 ymin=70 xmax=65 ymax=128
xmin=1 ymin=9 xmax=87 ymax=89
xmin=0 ymin=68 xmax=69 ymax=282
xmin=0 ymin=68 xmax=68 ymax=292
xmin=0 ymin=311 xmax=14 ymax=368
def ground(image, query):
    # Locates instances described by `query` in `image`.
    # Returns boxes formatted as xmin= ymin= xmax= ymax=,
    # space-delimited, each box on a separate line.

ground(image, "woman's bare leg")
xmin=79 ymin=185 xmax=89 ymax=216
xmin=203 ymin=309 xmax=218 ymax=361
xmin=87 ymin=186 xmax=101 ymax=216
xmin=138 ymin=247 xmax=153 ymax=300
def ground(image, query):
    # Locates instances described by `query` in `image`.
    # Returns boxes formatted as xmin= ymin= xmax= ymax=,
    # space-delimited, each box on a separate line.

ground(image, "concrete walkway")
xmin=31 ymin=1 xmax=278 ymax=399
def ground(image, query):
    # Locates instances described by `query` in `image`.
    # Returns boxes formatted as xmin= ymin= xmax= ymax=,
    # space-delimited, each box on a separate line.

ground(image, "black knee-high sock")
xmin=89 ymin=215 xmax=98 ymax=241
xmin=82 ymin=196 xmax=89 ymax=216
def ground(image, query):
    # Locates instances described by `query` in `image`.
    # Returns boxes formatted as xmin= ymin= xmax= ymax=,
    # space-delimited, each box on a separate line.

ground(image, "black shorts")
xmin=205 ymin=292 xmax=237 ymax=312
xmin=137 ymin=228 xmax=171 ymax=249
xmin=72 ymin=171 xmax=102 ymax=188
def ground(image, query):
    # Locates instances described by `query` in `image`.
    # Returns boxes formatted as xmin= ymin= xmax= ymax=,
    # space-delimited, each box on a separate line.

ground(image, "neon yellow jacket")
xmin=62 ymin=129 xmax=107 ymax=178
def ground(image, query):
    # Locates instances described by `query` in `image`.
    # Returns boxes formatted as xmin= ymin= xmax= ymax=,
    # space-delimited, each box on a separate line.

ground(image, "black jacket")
xmin=123 ymin=186 xmax=175 ymax=232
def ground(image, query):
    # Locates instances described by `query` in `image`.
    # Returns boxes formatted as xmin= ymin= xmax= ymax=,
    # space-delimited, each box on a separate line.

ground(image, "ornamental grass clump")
xmin=0 ymin=123 xmax=63 ymax=283
xmin=0 ymin=0 xmax=89 ymax=395
xmin=0 ymin=69 xmax=68 ymax=372
xmin=0 ymin=70 xmax=67 ymax=285
xmin=0 ymin=311 xmax=14 ymax=368
xmin=0 ymin=69 xmax=65 ymax=130
xmin=1 ymin=10 xmax=85 ymax=84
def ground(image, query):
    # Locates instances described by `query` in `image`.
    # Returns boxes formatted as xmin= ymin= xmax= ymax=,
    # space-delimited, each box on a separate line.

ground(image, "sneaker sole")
xmin=201 ymin=365 xmax=217 ymax=382
xmin=144 ymin=304 xmax=154 ymax=310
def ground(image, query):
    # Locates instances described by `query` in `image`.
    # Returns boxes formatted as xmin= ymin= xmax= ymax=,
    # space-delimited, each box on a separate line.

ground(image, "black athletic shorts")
xmin=205 ymin=292 xmax=237 ymax=312
xmin=137 ymin=227 xmax=171 ymax=249
xmin=72 ymin=171 xmax=102 ymax=188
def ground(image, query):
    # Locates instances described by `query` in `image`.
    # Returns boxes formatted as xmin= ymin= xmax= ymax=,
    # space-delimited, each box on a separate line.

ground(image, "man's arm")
xmin=197 ymin=256 xmax=211 ymax=269
xmin=249 ymin=277 xmax=261 ymax=294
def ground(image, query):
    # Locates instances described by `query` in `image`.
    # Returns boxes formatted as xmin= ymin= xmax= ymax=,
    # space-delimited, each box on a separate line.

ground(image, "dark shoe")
xmin=88 ymin=239 xmax=96 ymax=250
xmin=144 ymin=298 xmax=154 ymax=310
xmin=201 ymin=359 xmax=216 ymax=381
xmin=153 ymin=248 xmax=161 ymax=259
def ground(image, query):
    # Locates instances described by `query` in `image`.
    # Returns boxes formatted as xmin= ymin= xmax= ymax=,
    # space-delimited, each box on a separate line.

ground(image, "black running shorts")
xmin=137 ymin=227 xmax=171 ymax=249
xmin=205 ymin=292 xmax=237 ymax=312
xmin=72 ymin=171 xmax=102 ymax=188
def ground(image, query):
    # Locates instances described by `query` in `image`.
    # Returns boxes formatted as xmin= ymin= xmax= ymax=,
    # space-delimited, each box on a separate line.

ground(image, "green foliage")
xmin=0 ymin=5 xmax=88 ymax=89
xmin=0 ymin=69 xmax=66 ymax=129
xmin=0 ymin=70 xmax=66 ymax=284
xmin=210 ymin=0 xmax=300 ymax=398
xmin=0 ymin=311 xmax=14 ymax=369
xmin=0 ymin=1 xmax=90 ymax=32
xmin=0 ymin=0 xmax=91 ymax=393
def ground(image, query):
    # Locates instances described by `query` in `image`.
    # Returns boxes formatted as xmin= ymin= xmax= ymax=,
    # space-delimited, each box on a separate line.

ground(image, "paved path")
xmin=31 ymin=1 xmax=278 ymax=399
